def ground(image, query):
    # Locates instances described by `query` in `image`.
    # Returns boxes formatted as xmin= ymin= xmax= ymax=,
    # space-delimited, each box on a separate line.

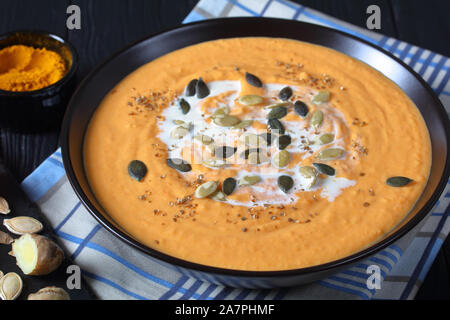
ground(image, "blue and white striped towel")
xmin=21 ymin=0 xmax=450 ymax=300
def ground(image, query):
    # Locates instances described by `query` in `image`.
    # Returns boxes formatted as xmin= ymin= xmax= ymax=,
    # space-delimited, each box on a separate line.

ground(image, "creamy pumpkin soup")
xmin=84 ymin=38 xmax=431 ymax=271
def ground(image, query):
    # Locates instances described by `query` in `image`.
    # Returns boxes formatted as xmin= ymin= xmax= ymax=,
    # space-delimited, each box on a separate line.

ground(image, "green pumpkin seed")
xmin=210 ymin=190 xmax=227 ymax=201
xmin=194 ymin=134 xmax=214 ymax=145
xmin=213 ymin=106 xmax=230 ymax=117
xmin=202 ymin=159 xmax=227 ymax=168
xmin=172 ymin=120 xmax=191 ymax=129
xmin=267 ymin=106 xmax=288 ymax=120
xmin=386 ymin=176 xmax=413 ymax=187
xmin=299 ymin=166 xmax=318 ymax=179
xmin=265 ymin=102 xmax=291 ymax=109
xmin=238 ymin=175 xmax=261 ymax=187
xmin=238 ymin=94 xmax=264 ymax=106
xmin=268 ymin=119 xmax=285 ymax=134
xmin=240 ymin=148 xmax=261 ymax=160
xmin=170 ymin=126 xmax=190 ymax=139
xmin=128 ymin=160 xmax=147 ymax=182
xmin=179 ymin=98 xmax=190 ymax=114
xmin=272 ymin=150 xmax=290 ymax=168
xmin=166 ymin=158 xmax=192 ymax=172
xmin=245 ymin=72 xmax=263 ymax=88
xmin=312 ymin=163 xmax=336 ymax=176
xmin=259 ymin=132 xmax=273 ymax=146
xmin=277 ymin=135 xmax=292 ymax=150
xmin=311 ymin=110 xmax=324 ymax=128
xmin=196 ymin=77 xmax=210 ymax=99
xmin=294 ymin=101 xmax=309 ymax=117
xmin=278 ymin=86 xmax=293 ymax=101
xmin=195 ymin=181 xmax=219 ymax=198
xmin=214 ymin=146 xmax=237 ymax=159
xmin=233 ymin=120 xmax=253 ymax=129
xmin=247 ymin=150 xmax=269 ymax=165
xmin=185 ymin=79 xmax=198 ymax=96
xmin=316 ymin=133 xmax=334 ymax=145
xmin=222 ymin=178 xmax=237 ymax=195
xmin=213 ymin=114 xmax=241 ymax=127
xmin=312 ymin=90 xmax=330 ymax=104
xmin=278 ymin=175 xmax=294 ymax=193
xmin=240 ymin=133 xmax=267 ymax=147
xmin=316 ymin=148 xmax=344 ymax=161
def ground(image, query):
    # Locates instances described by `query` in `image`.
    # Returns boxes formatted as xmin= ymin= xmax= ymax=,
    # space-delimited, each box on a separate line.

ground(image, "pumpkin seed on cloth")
xmin=315 ymin=133 xmax=334 ymax=145
xmin=272 ymin=150 xmax=290 ymax=168
xmin=128 ymin=160 xmax=148 ymax=181
xmin=213 ymin=114 xmax=241 ymax=127
xmin=316 ymin=148 xmax=344 ymax=161
xmin=0 ymin=272 xmax=22 ymax=300
xmin=214 ymin=146 xmax=237 ymax=159
xmin=245 ymin=72 xmax=263 ymax=88
xmin=299 ymin=166 xmax=318 ymax=189
xmin=294 ymin=100 xmax=309 ymax=117
xmin=313 ymin=163 xmax=336 ymax=176
xmin=3 ymin=217 xmax=43 ymax=235
xmin=310 ymin=110 xmax=324 ymax=128
xmin=195 ymin=181 xmax=219 ymax=198
xmin=267 ymin=106 xmax=288 ymax=120
xmin=202 ymin=159 xmax=227 ymax=168
xmin=222 ymin=178 xmax=237 ymax=195
xmin=312 ymin=90 xmax=330 ymax=104
xmin=238 ymin=94 xmax=264 ymax=106
xmin=386 ymin=176 xmax=413 ymax=187
xmin=238 ymin=175 xmax=261 ymax=187
xmin=268 ymin=119 xmax=285 ymax=134
xmin=278 ymin=175 xmax=294 ymax=193
xmin=179 ymin=98 xmax=190 ymax=114
xmin=196 ymin=78 xmax=210 ymax=99
xmin=166 ymin=158 xmax=192 ymax=172
xmin=277 ymin=135 xmax=292 ymax=150
xmin=233 ymin=120 xmax=253 ymax=129
xmin=194 ymin=134 xmax=214 ymax=145
xmin=185 ymin=79 xmax=198 ymax=96
xmin=278 ymin=86 xmax=293 ymax=101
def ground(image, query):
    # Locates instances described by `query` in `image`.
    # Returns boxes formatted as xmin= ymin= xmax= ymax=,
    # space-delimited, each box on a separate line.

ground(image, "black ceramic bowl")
xmin=61 ymin=18 xmax=450 ymax=288
xmin=0 ymin=31 xmax=78 ymax=131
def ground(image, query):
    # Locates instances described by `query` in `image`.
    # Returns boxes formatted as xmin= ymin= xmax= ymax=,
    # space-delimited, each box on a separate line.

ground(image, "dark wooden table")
xmin=0 ymin=0 xmax=448 ymax=299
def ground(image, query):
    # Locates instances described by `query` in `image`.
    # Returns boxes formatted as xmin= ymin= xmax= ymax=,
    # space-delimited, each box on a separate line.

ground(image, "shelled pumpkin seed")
xmin=0 ymin=272 xmax=22 ymax=300
xmin=310 ymin=110 xmax=324 ymax=128
xmin=210 ymin=190 xmax=227 ymax=201
xmin=315 ymin=133 xmax=334 ymax=145
xmin=313 ymin=163 xmax=336 ymax=176
xmin=272 ymin=150 xmax=290 ymax=168
xmin=238 ymin=94 xmax=264 ymax=106
xmin=386 ymin=176 xmax=413 ymax=187
xmin=179 ymin=98 xmax=190 ymax=114
xmin=3 ymin=217 xmax=43 ymax=235
xmin=278 ymin=86 xmax=293 ymax=101
xmin=213 ymin=114 xmax=241 ymax=127
xmin=277 ymin=135 xmax=291 ymax=150
xmin=202 ymin=159 xmax=227 ymax=168
xmin=222 ymin=178 xmax=237 ymax=195
xmin=233 ymin=119 xmax=253 ymax=129
xmin=240 ymin=148 xmax=261 ymax=160
xmin=170 ymin=126 xmax=190 ymax=139
xmin=267 ymin=106 xmax=288 ymax=119
xmin=268 ymin=119 xmax=285 ymax=134
xmin=213 ymin=106 xmax=230 ymax=117
xmin=194 ymin=134 xmax=214 ymax=145
xmin=238 ymin=175 xmax=261 ymax=187
xmin=245 ymin=72 xmax=263 ymax=88
xmin=299 ymin=166 xmax=318 ymax=189
xmin=128 ymin=160 xmax=148 ymax=182
xmin=166 ymin=158 xmax=192 ymax=172
xmin=294 ymin=100 xmax=309 ymax=117
xmin=312 ymin=90 xmax=330 ymax=104
xmin=278 ymin=175 xmax=294 ymax=193
xmin=247 ymin=150 xmax=269 ymax=165
xmin=195 ymin=181 xmax=219 ymax=198
xmin=185 ymin=79 xmax=198 ymax=96
xmin=196 ymin=78 xmax=210 ymax=99
xmin=316 ymin=148 xmax=344 ymax=161
xmin=265 ymin=102 xmax=290 ymax=109
xmin=214 ymin=146 xmax=237 ymax=159
xmin=240 ymin=133 xmax=267 ymax=147
xmin=259 ymin=132 xmax=273 ymax=146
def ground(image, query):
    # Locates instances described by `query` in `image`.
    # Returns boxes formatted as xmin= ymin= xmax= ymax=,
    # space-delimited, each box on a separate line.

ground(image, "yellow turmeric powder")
xmin=0 ymin=45 xmax=67 ymax=92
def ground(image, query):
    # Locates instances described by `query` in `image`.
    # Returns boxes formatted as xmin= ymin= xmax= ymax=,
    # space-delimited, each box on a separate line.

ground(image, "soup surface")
xmin=84 ymin=38 xmax=431 ymax=271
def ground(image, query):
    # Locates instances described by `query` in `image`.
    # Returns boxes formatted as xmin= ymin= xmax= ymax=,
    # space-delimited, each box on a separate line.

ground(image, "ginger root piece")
xmin=28 ymin=286 xmax=70 ymax=300
xmin=11 ymin=234 xmax=64 ymax=275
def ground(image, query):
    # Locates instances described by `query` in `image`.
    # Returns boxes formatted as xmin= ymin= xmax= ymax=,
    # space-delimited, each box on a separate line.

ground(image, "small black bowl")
xmin=61 ymin=18 xmax=450 ymax=288
xmin=0 ymin=31 xmax=78 ymax=132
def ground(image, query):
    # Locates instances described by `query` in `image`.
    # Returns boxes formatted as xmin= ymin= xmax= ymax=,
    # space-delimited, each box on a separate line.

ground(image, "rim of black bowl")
xmin=61 ymin=17 xmax=450 ymax=278
xmin=0 ymin=30 xmax=78 ymax=96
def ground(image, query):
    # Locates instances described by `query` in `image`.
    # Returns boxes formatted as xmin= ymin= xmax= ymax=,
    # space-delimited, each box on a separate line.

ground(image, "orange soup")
xmin=84 ymin=38 xmax=431 ymax=271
